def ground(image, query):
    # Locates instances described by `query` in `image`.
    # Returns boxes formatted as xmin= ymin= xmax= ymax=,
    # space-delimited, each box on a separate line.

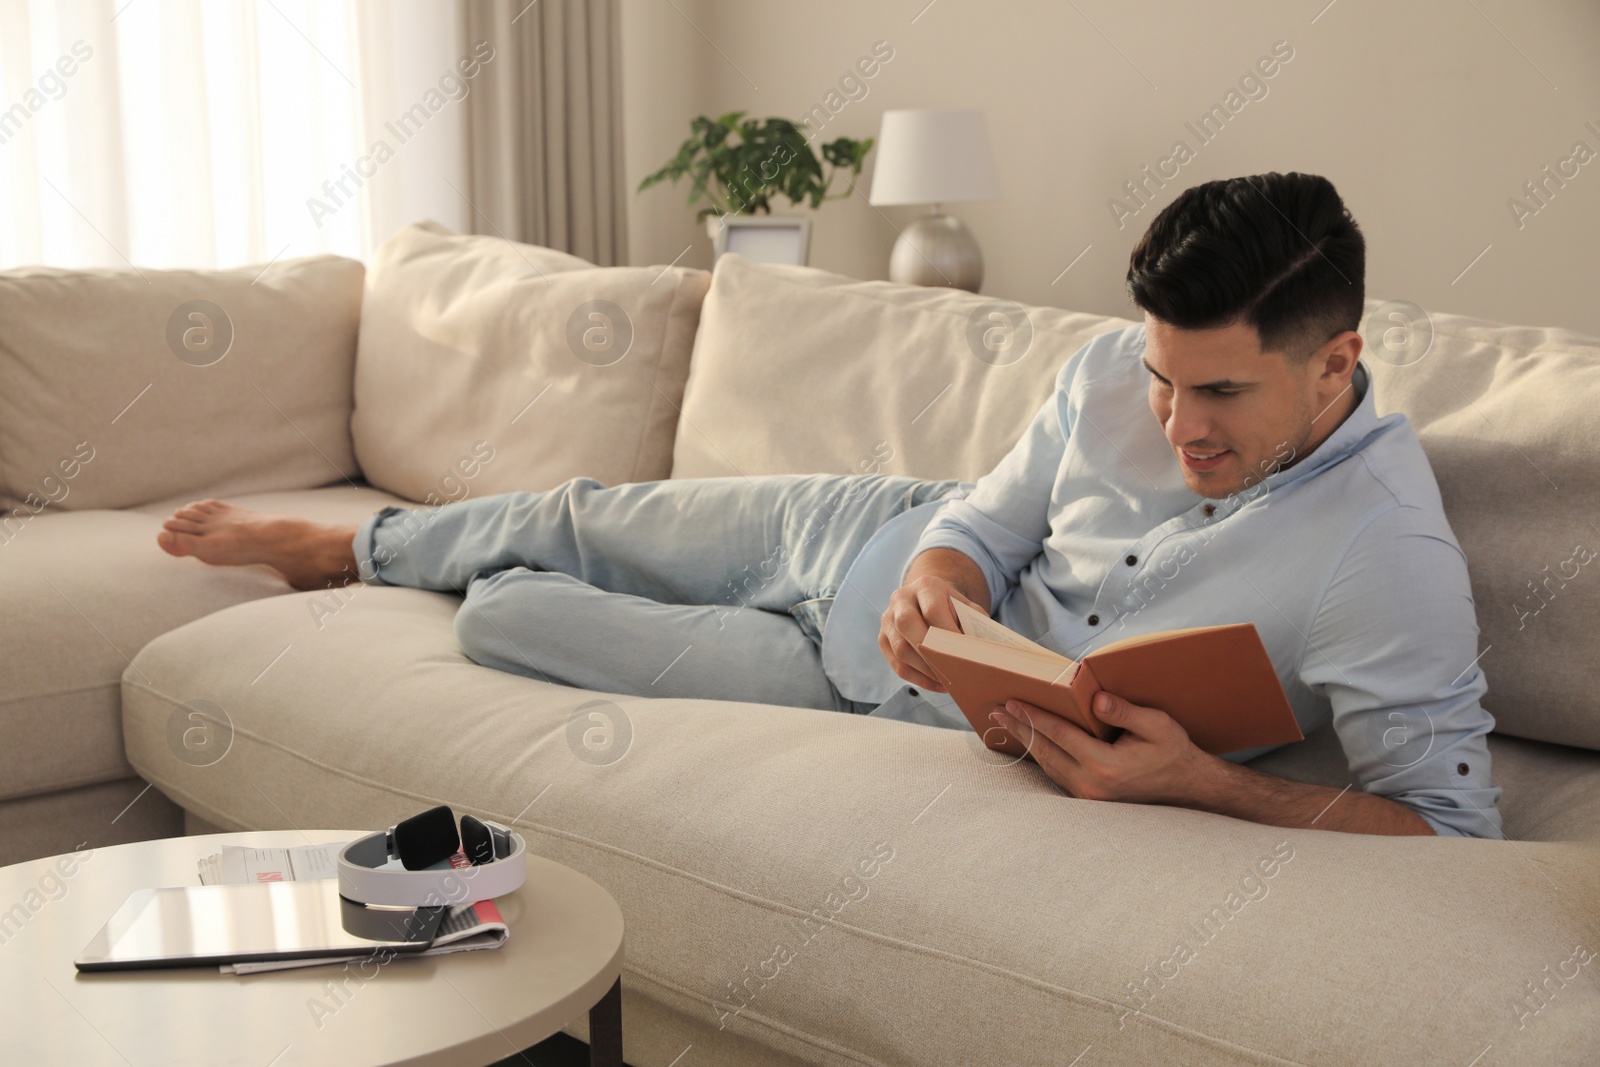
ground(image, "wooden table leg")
xmin=588 ymin=976 xmax=623 ymax=1067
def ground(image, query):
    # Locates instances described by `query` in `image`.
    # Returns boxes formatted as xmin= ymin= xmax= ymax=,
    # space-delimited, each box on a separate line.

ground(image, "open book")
xmin=918 ymin=601 xmax=1303 ymax=758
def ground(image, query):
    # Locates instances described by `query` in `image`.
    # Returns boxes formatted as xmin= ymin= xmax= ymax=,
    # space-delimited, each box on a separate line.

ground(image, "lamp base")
xmin=888 ymin=214 xmax=984 ymax=292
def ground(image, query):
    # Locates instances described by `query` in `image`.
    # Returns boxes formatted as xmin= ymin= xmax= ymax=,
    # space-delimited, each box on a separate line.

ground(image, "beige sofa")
xmin=4 ymin=222 xmax=1598 ymax=1065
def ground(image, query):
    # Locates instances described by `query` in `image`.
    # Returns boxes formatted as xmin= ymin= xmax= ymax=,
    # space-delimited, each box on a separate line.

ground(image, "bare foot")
xmin=156 ymin=499 xmax=360 ymax=591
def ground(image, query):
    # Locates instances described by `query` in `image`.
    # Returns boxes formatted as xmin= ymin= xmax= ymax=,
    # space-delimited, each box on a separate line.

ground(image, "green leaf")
xmin=637 ymin=113 xmax=876 ymax=217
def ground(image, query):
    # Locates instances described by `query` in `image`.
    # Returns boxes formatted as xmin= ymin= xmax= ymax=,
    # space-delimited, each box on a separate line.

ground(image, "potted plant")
xmin=638 ymin=112 xmax=874 ymax=246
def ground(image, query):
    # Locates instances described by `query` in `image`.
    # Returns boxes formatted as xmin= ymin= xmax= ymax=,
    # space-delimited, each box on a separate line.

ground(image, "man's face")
xmin=1143 ymin=316 xmax=1345 ymax=499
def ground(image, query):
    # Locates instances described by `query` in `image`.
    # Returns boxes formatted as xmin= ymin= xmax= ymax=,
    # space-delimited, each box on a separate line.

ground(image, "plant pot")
xmin=705 ymin=214 xmax=813 ymax=266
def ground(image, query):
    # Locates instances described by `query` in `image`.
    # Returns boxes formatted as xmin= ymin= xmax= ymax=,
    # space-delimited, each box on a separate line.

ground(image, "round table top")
xmin=0 ymin=830 xmax=624 ymax=1067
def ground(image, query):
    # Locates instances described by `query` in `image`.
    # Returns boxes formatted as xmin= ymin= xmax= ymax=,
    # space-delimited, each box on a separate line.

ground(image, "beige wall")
xmin=620 ymin=0 xmax=1600 ymax=336
xmin=619 ymin=0 xmax=713 ymax=278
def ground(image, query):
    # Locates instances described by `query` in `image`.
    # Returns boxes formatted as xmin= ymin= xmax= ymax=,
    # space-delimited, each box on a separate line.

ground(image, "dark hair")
xmin=1126 ymin=172 xmax=1364 ymax=360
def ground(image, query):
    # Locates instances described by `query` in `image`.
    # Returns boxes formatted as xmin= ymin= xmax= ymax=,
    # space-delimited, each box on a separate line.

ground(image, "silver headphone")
xmin=337 ymin=805 xmax=527 ymax=907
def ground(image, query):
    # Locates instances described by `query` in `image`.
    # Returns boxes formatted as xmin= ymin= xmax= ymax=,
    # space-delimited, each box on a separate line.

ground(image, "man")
xmin=157 ymin=171 xmax=1501 ymax=839
xmin=877 ymin=174 xmax=1501 ymax=840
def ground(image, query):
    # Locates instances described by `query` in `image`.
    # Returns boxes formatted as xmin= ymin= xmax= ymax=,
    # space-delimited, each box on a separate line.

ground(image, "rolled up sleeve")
xmin=1300 ymin=505 xmax=1504 ymax=839
xmin=904 ymin=349 xmax=1084 ymax=610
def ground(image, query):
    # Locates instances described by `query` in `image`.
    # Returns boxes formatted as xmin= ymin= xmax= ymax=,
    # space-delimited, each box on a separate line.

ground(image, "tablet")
xmin=75 ymin=881 xmax=445 ymax=971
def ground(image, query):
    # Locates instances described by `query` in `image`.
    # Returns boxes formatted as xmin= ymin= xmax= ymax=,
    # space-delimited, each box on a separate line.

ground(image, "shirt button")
xmin=1125 ymin=554 xmax=1138 ymax=566
xmin=1087 ymin=614 xmax=1100 ymax=626
xmin=1456 ymin=762 xmax=1469 ymax=775
xmin=908 ymin=687 xmax=920 ymax=698
xmin=1203 ymin=504 xmax=1216 ymax=517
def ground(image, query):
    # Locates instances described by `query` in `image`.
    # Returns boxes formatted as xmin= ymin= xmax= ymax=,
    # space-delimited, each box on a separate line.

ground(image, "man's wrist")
xmin=1178 ymin=748 xmax=1235 ymax=810
xmin=1179 ymin=753 xmax=1435 ymax=836
xmin=904 ymin=548 xmax=991 ymax=614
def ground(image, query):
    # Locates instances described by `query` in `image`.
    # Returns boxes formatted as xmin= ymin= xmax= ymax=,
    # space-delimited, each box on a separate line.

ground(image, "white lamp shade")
xmin=868 ymin=109 xmax=999 ymax=207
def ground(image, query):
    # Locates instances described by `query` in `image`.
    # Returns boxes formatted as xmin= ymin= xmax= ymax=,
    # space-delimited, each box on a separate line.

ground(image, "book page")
xmin=922 ymin=626 xmax=1079 ymax=686
xmin=951 ymin=599 xmax=1058 ymax=657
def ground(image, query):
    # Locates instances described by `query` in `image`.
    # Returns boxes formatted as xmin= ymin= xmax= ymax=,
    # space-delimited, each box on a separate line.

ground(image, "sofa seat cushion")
xmin=0 ymin=485 xmax=407 ymax=802
xmin=122 ymin=589 xmax=1600 ymax=1067
xmin=0 ymin=777 xmax=184 ymax=868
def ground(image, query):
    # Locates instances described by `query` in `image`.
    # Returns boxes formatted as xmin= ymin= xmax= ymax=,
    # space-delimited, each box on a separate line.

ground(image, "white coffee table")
xmin=0 ymin=829 xmax=625 ymax=1066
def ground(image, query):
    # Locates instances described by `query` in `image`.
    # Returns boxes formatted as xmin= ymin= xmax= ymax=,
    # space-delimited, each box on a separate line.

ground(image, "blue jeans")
xmin=354 ymin=474 xmax=965 ymax=714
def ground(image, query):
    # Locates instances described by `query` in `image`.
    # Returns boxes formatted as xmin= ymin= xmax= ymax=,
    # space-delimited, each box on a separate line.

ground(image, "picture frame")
xmin=710 ymin=215 xmax=813 ymax=266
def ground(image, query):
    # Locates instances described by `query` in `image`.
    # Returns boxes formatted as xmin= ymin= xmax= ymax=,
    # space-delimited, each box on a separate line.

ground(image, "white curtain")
xmin=0 ymin=0 xmax=469 ymax=271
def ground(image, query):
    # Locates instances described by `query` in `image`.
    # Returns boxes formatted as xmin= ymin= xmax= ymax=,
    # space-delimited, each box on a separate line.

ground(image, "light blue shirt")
xmin=820 ymin=323 xmax=1503 ymax=838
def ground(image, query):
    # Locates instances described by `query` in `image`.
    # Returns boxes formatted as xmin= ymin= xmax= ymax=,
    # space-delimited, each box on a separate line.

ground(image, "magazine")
xmin=196 ymin=842 xmax=509 ymax=974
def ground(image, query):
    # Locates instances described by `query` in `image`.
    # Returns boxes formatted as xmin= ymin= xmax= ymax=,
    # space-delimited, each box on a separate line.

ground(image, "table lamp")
xmin=868 ymin=108 xmax=999 ymax=292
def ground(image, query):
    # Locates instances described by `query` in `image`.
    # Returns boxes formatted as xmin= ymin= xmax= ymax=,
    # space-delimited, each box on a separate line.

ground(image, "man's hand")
xmin=878 ymin=575 xmax=987 ymax=692
xmin=990 ymin=691 xmax=1212 ymax=803
xmin=992 ymin=691 xmax=1438 ymax=836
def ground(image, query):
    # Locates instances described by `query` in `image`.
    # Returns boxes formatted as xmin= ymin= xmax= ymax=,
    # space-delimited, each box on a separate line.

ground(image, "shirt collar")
xmin=1255 ymin=359 xmax=1379 ymax=493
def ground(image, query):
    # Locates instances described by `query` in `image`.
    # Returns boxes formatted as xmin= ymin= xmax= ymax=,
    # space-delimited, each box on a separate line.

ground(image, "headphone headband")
xmin=337 ymin=828 xmax=527 ymax=907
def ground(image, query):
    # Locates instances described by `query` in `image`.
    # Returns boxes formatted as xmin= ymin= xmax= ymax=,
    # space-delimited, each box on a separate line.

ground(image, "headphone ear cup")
xmin=460 ymin=815 xmax=495 ymax=865
xmin=394 ymin=805 xmax=460 ymax=870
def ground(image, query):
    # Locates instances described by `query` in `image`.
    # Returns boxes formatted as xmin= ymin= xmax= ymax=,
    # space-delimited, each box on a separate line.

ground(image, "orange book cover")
xmin=917 ymin=602 xmax=1303 ymax=760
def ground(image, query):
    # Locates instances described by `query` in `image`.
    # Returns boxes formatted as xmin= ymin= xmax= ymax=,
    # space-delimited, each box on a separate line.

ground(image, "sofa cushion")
xmin=122 ymin=589 xmax=1600 ymax=1066
xmin=671 ymin=254 xmax=1137 ymax=481
xmin=0 ymin=776 xmax=183 ymax=868
xmin=0 ymin=485 xmax=406 ymax=803
xmin=352 ymin=221 xmax=711 ymax=503
xmin=1364 ymin=301 xmax=1600 ymax=751
xmin=0 ymin=255 xmax=363 ymax=513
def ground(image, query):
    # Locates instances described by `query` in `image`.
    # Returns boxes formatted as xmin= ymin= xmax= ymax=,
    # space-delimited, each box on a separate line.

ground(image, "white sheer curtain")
xmin=0 ymin=0 xmax=468 ymax=270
